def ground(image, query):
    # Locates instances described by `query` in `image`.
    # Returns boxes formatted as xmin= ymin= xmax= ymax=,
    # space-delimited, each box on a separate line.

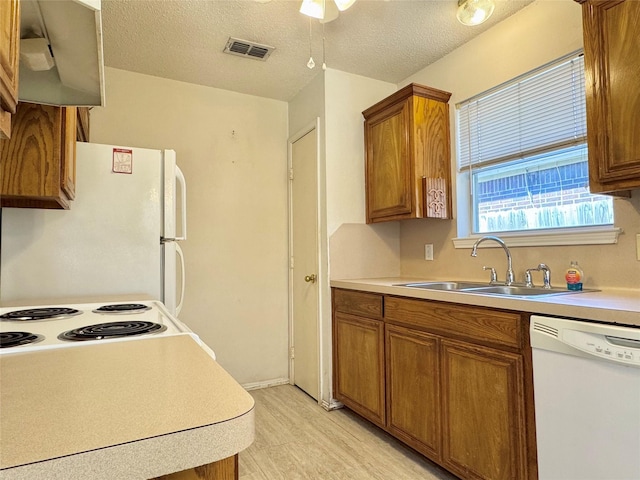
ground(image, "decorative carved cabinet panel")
xmin=577 ymin=0 xmax=640 ymax=193
xmin=363 ymin=83 xmax=452 ymax=223
xmin=0 ymin=0 xmax=20 ymax=139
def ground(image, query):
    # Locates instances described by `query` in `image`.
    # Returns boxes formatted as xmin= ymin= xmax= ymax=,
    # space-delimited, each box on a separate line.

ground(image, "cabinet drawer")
xmin=333 ymin=289 xmax=383 ymax=319
xmin=384 ymin=296 xmax=522 ymax=349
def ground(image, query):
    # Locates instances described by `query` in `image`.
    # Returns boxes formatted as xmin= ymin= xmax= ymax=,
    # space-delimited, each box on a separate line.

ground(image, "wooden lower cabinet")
xmin=333 ymin=311 xmax=386 ymax=427
xmin=151 ymin=455 xmax=238 ymax=480
xmin=332 ymin=288 xmax=536 ymax=480
xmin=385 ymin=324 xmax=441 ymax=460
xmin=441 ymin=340 xmax=526 ymax=480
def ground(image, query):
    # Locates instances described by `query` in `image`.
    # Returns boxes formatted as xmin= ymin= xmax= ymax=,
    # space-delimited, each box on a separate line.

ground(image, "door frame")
xmin=287 ymin=118 xmax=322 ymax=401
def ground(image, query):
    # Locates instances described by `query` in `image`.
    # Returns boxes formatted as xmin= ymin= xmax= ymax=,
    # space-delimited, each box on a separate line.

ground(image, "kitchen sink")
xmin=396 ymin=281 xmax=597 ymax=297
xmin=462 ymin=285 xmax=590 ymax=297
xmin=396 ymin=281 xmax=489 ymax=291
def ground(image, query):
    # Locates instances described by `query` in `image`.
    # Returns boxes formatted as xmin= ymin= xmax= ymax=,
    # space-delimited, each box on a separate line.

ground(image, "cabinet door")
xmin=582 ymin=0 xmax=640 ymax=192
xmin=151 ymin=455 xmax=238 ymax=480
xmin=441 ymin=340 xmax=527 ymax=480
xmin=365 ymin=100 xmax=413 ymax=223
xmin=62 ymin=107 xmax=77 ymax=200
xmin=414 ymin=96 xmax=452 ymax=219
xmin=333 ymin=312 xmax=385 ymax=427
xmin=0 ymin=0 xmax=20 ymax=139
xmin=76 ymin=107 xmax=91 ymax=142
xmin=0 ymin=103 xmax=74 ymax=209
xmin=386 ymin=324 xmax=441 ymax=460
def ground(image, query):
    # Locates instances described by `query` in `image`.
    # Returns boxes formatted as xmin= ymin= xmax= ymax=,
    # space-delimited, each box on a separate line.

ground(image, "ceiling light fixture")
xmin=300 ymin=0 xmax=356 ymax=22
xmin=301 ymin=0 xmax=354 ymax=70
xmin=456 ymin=0 xmax=495 ymax=26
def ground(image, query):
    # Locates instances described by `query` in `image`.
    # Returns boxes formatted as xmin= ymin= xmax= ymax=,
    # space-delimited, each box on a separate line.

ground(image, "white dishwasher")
xmin=530 ymin=315 xmax=640 ymax=480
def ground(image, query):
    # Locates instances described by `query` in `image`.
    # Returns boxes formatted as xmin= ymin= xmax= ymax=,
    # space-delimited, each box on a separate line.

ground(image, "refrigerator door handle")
xmin=175 ymin=166 xmax=187 ymax=241
xmin=176 ymin=242 xmax=186 ymax=316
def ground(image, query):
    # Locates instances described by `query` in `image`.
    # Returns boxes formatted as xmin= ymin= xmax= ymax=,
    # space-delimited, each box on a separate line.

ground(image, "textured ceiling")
xmin=101 ymin=0 xmax=535 ymax=102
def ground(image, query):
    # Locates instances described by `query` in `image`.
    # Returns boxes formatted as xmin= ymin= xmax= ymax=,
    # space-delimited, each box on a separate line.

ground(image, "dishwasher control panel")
xmin=531 ymin=315 xmax=640 ymax=369
xmin=563 ymin=329 xmax=640 ymax=366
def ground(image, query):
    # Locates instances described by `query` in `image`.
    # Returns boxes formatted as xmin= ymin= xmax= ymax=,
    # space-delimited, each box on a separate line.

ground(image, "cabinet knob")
xmin=304 ymin=274 xmax=317 ymax=283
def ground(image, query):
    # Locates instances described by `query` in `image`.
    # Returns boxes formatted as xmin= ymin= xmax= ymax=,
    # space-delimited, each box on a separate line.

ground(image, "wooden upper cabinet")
xmin=363 ymin=83 xmax=452 ymax=223
xmin=62 ymin=106 xmax=77 ymax=200
xmin=0 ymin=0 xmax=20 ymax=139
xmin=577 ymin=0 xmax=640 ymax=193
xmin=1 ymin=103 xmax=77 ymax=209
xmin=76 ymin=107 xmax=91 ymax=142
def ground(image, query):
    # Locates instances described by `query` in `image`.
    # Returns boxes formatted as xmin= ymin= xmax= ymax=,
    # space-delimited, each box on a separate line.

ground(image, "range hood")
xmin=18 ymin=0 xmax=105 ymax=107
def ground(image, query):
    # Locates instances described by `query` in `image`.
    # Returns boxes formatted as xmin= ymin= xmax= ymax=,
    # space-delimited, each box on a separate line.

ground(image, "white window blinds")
xmin=457 ymin=53 xmax=586 ymax=170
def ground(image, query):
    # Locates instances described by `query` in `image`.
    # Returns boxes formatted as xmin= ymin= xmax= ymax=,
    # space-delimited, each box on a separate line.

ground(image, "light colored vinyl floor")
xmin=239 ymin=384 xmax=458 ymax=480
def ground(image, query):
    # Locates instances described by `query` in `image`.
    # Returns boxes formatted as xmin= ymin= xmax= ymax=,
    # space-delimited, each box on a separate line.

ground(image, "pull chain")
xmin=322 ymin=22 xmax=326 ymax=70
xmin=307 ymin=17 xmax=315 ymax=69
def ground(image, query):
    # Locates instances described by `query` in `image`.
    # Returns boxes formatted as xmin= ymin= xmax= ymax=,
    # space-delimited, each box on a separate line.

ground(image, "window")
xmin=456 ymin=52 xmax=614 ymax=238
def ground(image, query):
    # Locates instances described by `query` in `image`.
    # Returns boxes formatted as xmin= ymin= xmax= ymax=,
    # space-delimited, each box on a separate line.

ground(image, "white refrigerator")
xmin=0 ymin=142 xmax=187 ymax=316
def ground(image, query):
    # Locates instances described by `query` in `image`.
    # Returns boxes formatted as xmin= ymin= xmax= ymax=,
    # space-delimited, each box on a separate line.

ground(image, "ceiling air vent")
xmin=224 ymin=37 xmax=275 ymax=61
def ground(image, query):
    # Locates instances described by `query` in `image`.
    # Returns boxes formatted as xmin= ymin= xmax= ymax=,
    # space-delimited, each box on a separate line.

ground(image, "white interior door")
xmin=291 ymin=126 xmax=319 ymax=400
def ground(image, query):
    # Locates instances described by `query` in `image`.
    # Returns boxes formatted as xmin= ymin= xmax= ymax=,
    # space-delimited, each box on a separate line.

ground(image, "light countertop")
xmin=0 ymin=335 xmax=255 ymax=480
xmin=331 ymin=277 xmax=640 ymax=327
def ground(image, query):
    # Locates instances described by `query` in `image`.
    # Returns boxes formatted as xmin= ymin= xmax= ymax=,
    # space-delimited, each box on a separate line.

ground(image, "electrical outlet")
xmin=424 ymin=244 xmax=434 ymax=261
xmin=636 ymin=234 xmax=640 ymax=261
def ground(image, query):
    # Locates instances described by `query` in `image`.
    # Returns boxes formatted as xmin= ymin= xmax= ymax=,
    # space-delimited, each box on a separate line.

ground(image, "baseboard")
xmin=321 ymin=398 xmax=344 ymax=411
xmin=242 ymin=377 xmax=291 ymax=391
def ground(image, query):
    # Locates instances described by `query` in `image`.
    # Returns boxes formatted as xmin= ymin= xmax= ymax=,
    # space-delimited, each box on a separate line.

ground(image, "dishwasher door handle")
xmin=606 ymin=335 xmax=640 ymax=349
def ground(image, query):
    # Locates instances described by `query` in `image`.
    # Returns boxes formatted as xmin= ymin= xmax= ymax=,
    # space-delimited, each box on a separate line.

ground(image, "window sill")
xmin=452 ymin=226 xmax=622 ymax=249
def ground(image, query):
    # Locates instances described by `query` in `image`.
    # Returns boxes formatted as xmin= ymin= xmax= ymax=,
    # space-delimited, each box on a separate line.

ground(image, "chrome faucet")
xmin=525 ymin=263 xmax=552 ymax=289
xmin=471 ymin=235 xmax=515 ymax=286
xmin=482 ymin=266 xmax=498 ymax=284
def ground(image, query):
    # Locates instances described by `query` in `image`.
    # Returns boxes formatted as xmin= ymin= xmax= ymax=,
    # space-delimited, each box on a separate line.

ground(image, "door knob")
xmin=304 ymin=274 xmax=317 ymax=283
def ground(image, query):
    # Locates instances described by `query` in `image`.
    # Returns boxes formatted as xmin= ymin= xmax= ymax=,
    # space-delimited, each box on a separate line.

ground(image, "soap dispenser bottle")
xmin=565 ymin=261 xmax=584 ymax=291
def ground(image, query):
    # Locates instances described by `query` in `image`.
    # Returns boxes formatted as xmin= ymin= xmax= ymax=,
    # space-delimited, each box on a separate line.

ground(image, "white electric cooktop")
xmin=0 ymin=300 xmax=213 ymax=357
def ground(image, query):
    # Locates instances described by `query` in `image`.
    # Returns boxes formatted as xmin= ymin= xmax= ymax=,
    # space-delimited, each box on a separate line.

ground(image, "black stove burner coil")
xmin=0 ymin=331 xmax=43 ymax=348
xmin=59 ymin=321 xmax=166 ymax=341
xmin=93 ymin=304 xmax=151 ymax=314
xmin=0 ymin=307 xmax=81 ymax=321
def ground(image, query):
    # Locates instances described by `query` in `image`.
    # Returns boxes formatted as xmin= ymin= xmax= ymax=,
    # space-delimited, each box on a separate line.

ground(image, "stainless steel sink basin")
xmin=396 ymin=281 xmax=489 ymax=291
xmin=396 ymin=281 xmax=597 ymax=297
xmin=463 ymin=285 xmax=588 ymax=297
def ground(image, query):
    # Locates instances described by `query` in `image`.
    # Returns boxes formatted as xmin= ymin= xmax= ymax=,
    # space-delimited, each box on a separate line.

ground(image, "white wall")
xmin=324 ymin=69 xmax=396 ymax=235
xmin=323 ymin=69 xmax=399 ymax=405
xmin=401 ymin=1 xmax=584 ymax=102
xmin=289 ymin=69 xmax=399 ymax=405
xmin=90 ymin=68 xmax=290 ymax=386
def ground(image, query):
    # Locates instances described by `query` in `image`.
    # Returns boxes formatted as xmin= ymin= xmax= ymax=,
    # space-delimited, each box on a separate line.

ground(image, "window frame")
xmin=453 ymin=51 xmax=621 ymax=248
